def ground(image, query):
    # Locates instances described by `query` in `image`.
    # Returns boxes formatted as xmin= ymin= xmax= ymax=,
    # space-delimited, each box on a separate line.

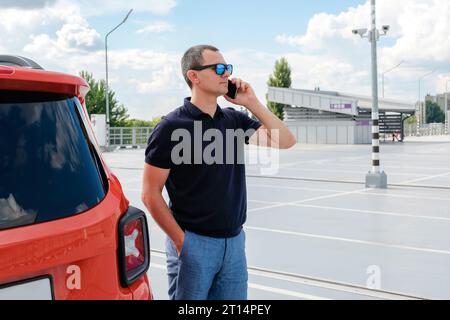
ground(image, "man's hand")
xmin=223 ymin=78 xmax=258 ymax=110
xmin=175 ymin=232 xmax=185 ymax=257
xmin=222 ymin=78 xmax=297 ymax=149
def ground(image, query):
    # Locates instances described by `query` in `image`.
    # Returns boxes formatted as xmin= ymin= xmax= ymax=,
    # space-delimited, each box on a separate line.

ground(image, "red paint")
xmin=0 ymin=62 xmax=153 ymax=300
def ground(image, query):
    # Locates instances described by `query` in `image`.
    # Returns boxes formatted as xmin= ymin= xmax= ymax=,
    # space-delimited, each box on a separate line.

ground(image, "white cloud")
xmin=24 ymin=21 xmax=101 ymax=57
xmin=0 ymin=0 xmax=181 ymax=120
xmin=1 ymin=1 xmax=101 ymax=58
xmin=275 ymin=0 xmax=450 ymax=102
xmin=137 ymin=21 xmax=174 ymax=34
xmin=2 ymin=0 xmax=449 ymax=120
xmin=381 ymin=0 xmax=450 ymax=63
xmin=130 ymin=65 xmax=177 ymax=93
xmin=276 ymin=2 xmax=370 ymax=52
xmin=0 ymin=0 xmax=57 ymax=9
xmin=76 ymin=0 xmax=177 ymax=16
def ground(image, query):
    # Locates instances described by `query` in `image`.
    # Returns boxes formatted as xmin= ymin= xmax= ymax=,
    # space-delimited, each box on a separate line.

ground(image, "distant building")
xmin=426 ymin=93 xmax=450 ymax=113
xmin=267 ymin=87 xmax=415 ymax=144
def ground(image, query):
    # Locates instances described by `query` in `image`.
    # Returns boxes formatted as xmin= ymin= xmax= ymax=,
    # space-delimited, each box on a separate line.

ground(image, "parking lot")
xmin=103 ymin=135 xmax=450 ymax=300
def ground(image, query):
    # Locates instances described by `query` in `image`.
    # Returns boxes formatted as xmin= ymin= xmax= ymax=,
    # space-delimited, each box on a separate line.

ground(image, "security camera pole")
xmin=352 ymin=0 xmax=388 ymax=188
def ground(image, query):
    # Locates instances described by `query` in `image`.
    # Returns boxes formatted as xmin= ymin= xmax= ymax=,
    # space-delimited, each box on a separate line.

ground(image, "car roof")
xmin=0 ymin=55 xmax=89 ymax=97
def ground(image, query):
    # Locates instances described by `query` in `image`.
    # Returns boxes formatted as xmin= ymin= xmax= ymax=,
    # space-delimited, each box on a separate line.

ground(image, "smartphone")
xmin=226 ymin=79 xmax=238 ymax=99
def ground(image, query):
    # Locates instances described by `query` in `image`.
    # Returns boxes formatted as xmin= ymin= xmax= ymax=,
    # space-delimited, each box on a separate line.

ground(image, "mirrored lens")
xmin=215 ymin=64 xmax=226 ymax=75
xmin=227 ymin=64 xmax=233 ymax=75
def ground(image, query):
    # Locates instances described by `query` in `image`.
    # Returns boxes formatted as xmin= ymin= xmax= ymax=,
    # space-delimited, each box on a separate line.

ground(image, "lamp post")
xmin=445 ymin=79 xmax=450 ymax=134
xmin=382 ymin=60 xmax=404 ymax=98
xmin=417 ymin=69 xmax=436 ymax=136
xmin=352 ymin=0 xmax=388 ymax=188
xmin=105 ymin=9 xmax=133 ymax=147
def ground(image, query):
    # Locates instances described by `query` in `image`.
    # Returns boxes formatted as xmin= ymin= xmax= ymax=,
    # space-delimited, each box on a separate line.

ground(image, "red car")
xmin=0 ymin=55 xmax=153 ymax=300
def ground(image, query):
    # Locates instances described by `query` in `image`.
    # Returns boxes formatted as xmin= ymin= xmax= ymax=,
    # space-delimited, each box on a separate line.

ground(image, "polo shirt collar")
xmin=184 ymin=97 xmax=224 ymax=119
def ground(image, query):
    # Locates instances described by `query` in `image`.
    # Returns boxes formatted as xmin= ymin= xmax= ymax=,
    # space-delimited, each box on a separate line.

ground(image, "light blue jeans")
xmin=165 ymin=229 xmax=248 ymax=300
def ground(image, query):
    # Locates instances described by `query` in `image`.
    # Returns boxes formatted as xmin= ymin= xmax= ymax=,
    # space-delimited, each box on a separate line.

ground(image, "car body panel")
xmin=0 ymin=62 xmax=152 ymax=300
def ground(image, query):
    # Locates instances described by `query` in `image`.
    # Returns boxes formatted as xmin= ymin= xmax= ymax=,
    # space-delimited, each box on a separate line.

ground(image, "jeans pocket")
xmin=178 ymin=231 xmax=190 ymax=258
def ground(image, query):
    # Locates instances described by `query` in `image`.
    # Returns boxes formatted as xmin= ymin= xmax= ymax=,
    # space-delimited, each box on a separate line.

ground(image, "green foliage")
xmin=121 ymin=117 xmax=161 ymax=128
xmin=266 ymin=57 xmax=292 ymax=120
xmin=79 ymin=71 xmax=129 ymax=127
xmin=405 ymin=115 xmax=416 ymax=125
xmin=425 ymin=100 xmax=445 ymax=123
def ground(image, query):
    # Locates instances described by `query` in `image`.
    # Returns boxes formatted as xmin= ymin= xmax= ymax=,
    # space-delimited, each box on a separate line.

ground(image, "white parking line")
xmin=248 ymin=283 xmax=328 ymax=300
xmin=245 ymin=226 xmax=450 ymax=256
xmin=149 ymin=262 xmax=328 ymax=300
xmin=401 ymin=172 xmax=450 ymax=184
xmin=248 ymin=183 xmax=450 ymax=202
xmin=277 ymin=166 xmax=429 ymax=178
xmin=248 ymin=199 xmax=450 ymax=222
xmin=291 ymin=162 xmax=450 ymax=172
xmin=247 ymin=183 xmax=344 ymax=193
xmin=248 ymin=187 xmax=369 ymax=213
xmin=291 ymin=203 xmax=450 ymax=222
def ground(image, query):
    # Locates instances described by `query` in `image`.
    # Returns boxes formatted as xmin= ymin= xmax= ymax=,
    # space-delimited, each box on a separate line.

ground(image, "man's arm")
xmin=141 ymin=163 xmax=185 ymax=256
xmin=224 ymin=78 xmax=297 ymax=149
xmin=247 ymin=100 xmax=296 ymax=149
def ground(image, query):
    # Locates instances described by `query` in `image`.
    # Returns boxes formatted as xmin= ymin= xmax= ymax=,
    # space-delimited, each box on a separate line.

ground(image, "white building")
xmin=268 ymin=87 xmax=415 ymax=144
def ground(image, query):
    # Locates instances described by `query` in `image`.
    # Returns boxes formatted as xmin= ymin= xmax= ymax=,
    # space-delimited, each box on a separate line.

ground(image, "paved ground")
xmin=102 ymin=135 xmax=450 ymax=300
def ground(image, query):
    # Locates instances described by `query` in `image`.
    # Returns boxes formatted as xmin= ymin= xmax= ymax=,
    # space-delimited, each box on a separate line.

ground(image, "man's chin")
xmin=219 ymin=88 xmax=229 ymax=96
xmin=213 ymin=90 xmax=228 ymax=97
xmin=203 ymin=88 xmax=228 ymax=98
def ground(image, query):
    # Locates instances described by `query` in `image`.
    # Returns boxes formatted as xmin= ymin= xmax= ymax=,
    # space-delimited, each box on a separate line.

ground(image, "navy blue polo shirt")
xmin=145 ymin=97 xmax=261 ymax=238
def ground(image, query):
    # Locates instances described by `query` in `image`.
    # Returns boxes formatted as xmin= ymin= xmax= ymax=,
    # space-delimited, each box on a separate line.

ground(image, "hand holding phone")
xmin=226 ymin=79 xmax=238 ymax=99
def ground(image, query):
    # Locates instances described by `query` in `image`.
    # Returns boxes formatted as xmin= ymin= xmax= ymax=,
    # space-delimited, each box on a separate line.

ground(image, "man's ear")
xmin=187 ymin=70 xmax=199 ymax=85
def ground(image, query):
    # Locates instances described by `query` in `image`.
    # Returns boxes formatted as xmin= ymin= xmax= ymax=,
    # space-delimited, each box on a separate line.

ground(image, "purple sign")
xmin=356 ymin=120 xmax=371 ymax=126
xmin=330 ymin=103 xmax=352 ymax=110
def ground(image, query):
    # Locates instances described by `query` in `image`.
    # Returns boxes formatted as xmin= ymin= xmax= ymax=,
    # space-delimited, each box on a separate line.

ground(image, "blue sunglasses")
xmin=192 ymin=63 xmax=233 ymax=76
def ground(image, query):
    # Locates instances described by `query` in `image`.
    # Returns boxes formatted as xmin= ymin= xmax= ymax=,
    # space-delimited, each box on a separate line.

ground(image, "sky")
xmin=1 ymin=0 xmax=450 ymax=120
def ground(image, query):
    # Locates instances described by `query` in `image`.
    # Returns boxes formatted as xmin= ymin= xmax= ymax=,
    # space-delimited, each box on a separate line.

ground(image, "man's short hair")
xmin=181 ymin=45 xmax=219 ymax=89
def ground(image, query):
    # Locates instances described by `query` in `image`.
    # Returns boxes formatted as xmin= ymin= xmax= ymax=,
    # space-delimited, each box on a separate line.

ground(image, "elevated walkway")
xmin=267 ymin=87 xmax=415 ymax=144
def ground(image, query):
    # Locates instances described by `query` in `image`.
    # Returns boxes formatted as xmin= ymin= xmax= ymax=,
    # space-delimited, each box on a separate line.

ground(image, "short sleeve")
xmin=235 ymin=110 xmax=261 ymax=144
xmin=145 ymin=118 xmax=174 ymax=169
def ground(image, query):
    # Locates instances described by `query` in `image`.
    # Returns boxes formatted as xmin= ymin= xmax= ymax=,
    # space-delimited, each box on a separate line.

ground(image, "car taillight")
xmin=124 ymin=218 xmax=146 ymax=271
xmin=118 ymin=206 xmax=150 ymax=287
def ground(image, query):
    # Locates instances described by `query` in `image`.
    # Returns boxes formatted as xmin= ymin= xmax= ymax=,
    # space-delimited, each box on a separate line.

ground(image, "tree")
xmin=121 ymin=117 xmax=161 ymax=128
xmin=79 ymin=71 xmax=129 ymax=127
xmin=150 ymin=116 xmax=162 ymax=127
xmin=266 ymin=57 xmax=292 ymax=120
xmin=405 ymin=115 xmax=416 ymax=125
xmin=426 ymin=100 xmax=445 ymax=123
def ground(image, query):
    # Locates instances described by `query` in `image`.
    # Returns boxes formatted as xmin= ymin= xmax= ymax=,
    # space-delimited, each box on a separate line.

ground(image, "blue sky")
xmin=91 ymin=0 xmax=366 ymax=53
xmin=88 ymin=0 xmax=365 ymax=52
xmin=1 ymin=0 xmax=449 ymax=120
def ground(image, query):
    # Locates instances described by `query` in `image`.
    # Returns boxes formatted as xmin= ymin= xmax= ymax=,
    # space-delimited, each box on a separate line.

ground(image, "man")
xmin=141 ymin=45 xmax=296 ymax=300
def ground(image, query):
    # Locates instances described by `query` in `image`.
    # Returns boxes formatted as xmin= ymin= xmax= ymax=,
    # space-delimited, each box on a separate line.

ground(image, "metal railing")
xmin=107 ymin=124 xmax=447 ymax=147
xmin=404 ymin=123 xmax=448 ymax=137
xmin=109 ymin=127 xmax=153 ymax=147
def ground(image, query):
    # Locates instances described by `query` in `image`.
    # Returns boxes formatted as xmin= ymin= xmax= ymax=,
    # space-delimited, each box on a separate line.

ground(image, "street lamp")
xmin=352 ymin=0 xmax=388 ymax=189
xmin=445 ymin=79 xmax=450 ymax=134
xmin=417 ymin=68 xmax=436 ymax=136
xmin=105 ymin=9 xmax=133 ymax=147
xmin=382 ymin=60 xmax=404 ymax=98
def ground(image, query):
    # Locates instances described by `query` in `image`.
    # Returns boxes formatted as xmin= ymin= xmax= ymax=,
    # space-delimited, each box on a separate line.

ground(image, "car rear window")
xmin=0 ymin=93 xmax=107 ymax=230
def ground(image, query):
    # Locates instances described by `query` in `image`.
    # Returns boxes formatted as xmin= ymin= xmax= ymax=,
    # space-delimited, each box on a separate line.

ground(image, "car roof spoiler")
xmin=0 ymin=55 xmax=44 ymax=70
